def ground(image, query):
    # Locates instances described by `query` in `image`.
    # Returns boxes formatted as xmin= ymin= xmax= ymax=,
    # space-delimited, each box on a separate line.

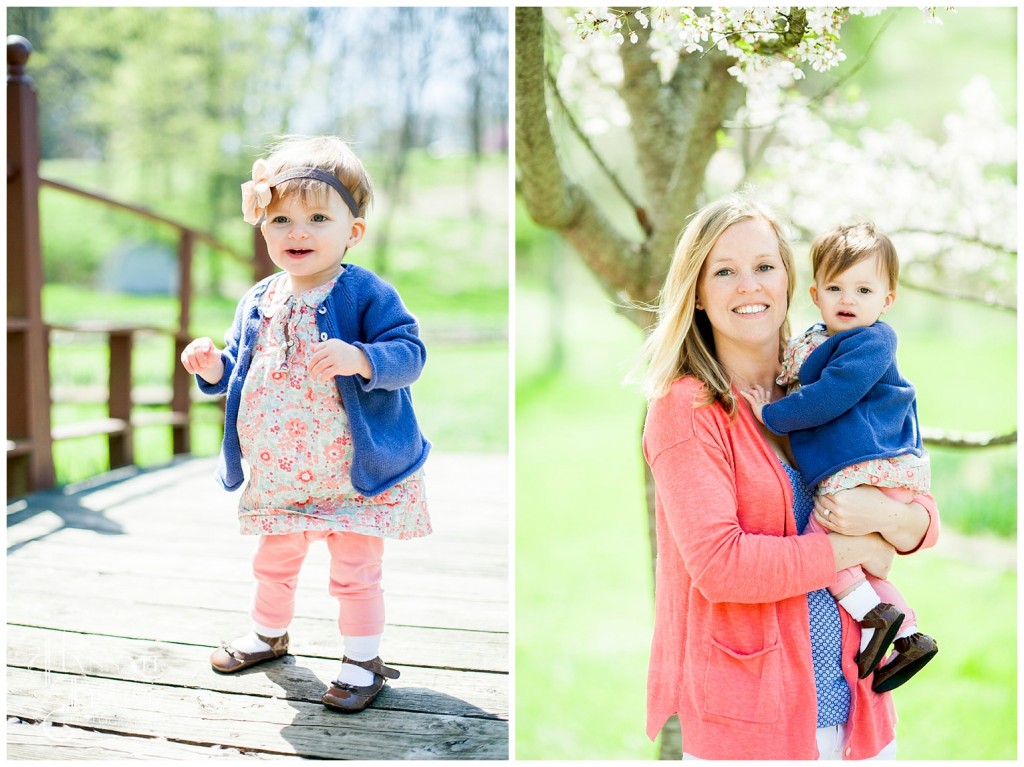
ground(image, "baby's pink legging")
xmin=250 ymin=530 xmax=385 ymax=637
xmin=806 ymin=485 xmax=916 ymax=627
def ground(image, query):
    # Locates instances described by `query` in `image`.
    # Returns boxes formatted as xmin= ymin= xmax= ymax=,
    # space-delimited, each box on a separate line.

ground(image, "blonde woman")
xmin=639 ymin=196 xmax=940 ymax=759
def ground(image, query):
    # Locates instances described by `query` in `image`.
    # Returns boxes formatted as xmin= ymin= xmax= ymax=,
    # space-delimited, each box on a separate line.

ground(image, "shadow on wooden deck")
xmin=7 ymin=452 xmax=509 ymax=760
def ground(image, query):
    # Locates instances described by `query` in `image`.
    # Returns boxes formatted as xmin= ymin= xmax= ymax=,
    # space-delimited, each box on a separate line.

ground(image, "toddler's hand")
xmin=309 ymin=339 xmax=372 ymax=383
xmin=180 ymin=337 xmax=225 ymax=384
xmin=739 ymin=384 xmax=771 ymax=424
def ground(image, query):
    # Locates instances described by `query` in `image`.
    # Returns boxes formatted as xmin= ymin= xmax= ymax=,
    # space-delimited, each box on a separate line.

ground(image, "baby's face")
xmin=261 ymin=187 xmax=365 ymax=291
xmin=810 ymin=255 xmax=895 ymax=335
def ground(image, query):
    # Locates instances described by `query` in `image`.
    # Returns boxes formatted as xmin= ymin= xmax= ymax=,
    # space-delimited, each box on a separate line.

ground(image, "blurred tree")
xmin=370 ymin=7 xmax=449 ymax=276
xmin=8 ymin=6 xmax=508 ymax=289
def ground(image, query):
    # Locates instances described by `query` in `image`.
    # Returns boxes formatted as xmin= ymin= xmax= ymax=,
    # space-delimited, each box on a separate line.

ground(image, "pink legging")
xmin=806 ymin=486 xmax=916 ymax=627
xmin=250 ymin=530 xmax=385 ymax=637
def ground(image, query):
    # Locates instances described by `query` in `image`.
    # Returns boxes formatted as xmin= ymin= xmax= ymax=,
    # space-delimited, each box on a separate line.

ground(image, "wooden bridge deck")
xmin=6 ymin=452 xmax=509 ymax=760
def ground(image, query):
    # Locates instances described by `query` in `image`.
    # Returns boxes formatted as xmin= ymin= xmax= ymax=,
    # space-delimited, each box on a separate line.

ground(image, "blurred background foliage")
xmin=7 ymin=6 xmax=509 ymax=482
xmin=516 ymin=6 xmax=1015 ymax=760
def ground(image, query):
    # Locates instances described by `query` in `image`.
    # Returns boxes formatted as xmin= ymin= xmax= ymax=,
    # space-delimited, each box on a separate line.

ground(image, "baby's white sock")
xmin=230 ymin=622 xmax=287 ymax=654
xmin=837 ymin=581 xmax=884 ymax=654
xmin=337 ymin=634 xmax=382 ymax=687
xmin=230 ymin=631 xmax=271 ymax=654
xmin=887 ymin=623 xmax=917 ymax=659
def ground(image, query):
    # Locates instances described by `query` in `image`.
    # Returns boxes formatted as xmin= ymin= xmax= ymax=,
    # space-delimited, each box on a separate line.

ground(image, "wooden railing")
xmin=7 ymin=34 xmax=273 ymax=496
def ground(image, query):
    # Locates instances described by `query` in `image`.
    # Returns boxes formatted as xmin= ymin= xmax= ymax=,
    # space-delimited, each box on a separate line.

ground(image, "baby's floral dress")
xmin=236 ymin=273 xmax=431 ymax=539
xmin=778 ymin=323 xmax=930 ymax=497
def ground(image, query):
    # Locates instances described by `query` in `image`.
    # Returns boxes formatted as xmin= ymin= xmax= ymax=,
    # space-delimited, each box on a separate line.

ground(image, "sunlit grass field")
xmin=515 ymin=258 xmax=1016 ymax=760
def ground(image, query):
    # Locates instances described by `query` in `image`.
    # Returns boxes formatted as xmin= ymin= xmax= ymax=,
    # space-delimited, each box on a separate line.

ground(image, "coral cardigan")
xmin=642 ymin=376 xmax=939 ymax=759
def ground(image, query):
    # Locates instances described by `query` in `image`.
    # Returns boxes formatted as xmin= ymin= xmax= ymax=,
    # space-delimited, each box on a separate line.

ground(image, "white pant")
xmin=682 ymin=724 xmax=897 ymax=760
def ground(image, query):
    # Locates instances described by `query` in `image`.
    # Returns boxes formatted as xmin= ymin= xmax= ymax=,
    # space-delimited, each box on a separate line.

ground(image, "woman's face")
xmin=696 ymin=218 xmax=789 ymax=357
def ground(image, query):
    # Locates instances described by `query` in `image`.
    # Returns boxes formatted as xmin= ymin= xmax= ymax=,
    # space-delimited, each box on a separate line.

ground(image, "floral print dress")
xmin=776 ymin=323 xmax=930 ymax=497
xmin=236 ymin=273 xmax=431 ymax=539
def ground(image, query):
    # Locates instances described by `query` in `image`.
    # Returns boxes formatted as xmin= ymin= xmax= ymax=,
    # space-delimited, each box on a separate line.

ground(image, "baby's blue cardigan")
xmin=761 ymin=321 xmax=924 ymax=489
xmin=197 ymin=263 xmax=430 ymax=497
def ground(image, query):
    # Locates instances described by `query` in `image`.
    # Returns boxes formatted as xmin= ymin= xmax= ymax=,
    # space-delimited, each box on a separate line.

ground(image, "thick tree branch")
xmin=515 ymin=7 xmax=576 ymax=230
xmin=544 ymin=67 xmax=648 ymax=234
xmin=900 ymin=278 xmax=1016 ymax=313
xmin=615 ymin=11 xmax=681 ymax=214
xmin=922 ymin=428 xmax=1017 ymax=448
xmin=894 ymin=227 xmax=1017 ymax=258
xmin=516 ymin=7 xmax=643 ymax=301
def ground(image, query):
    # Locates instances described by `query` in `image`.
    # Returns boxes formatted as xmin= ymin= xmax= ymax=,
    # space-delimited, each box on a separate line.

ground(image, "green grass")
xmin=885 ymin=553 xmax=1016 ymax=760
xmin=515 ymin=255 xmax=1016 ymax=759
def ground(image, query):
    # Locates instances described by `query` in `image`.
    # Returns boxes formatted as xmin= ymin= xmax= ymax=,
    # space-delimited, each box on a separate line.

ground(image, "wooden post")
xmin=7 ymin=34 xmax=54 ymax=493
xmin=108 ymin=329 xmax=134 ymax=468
xmin=253 ymin=226 xmax=273 ymax=281
xmin=172 ymin=231 xmax=194 ymax=455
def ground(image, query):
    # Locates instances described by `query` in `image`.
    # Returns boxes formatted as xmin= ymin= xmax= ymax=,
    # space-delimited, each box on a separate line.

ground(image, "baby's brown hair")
xmin=811 ymin=222 xmax=899 ymax=289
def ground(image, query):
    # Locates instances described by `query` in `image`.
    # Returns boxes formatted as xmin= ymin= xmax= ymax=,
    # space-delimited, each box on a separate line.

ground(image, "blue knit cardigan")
xmin=761 ymin=321 xmax=924 ymax=489
xmin=197 ymin=264 xmax=430 ymax=497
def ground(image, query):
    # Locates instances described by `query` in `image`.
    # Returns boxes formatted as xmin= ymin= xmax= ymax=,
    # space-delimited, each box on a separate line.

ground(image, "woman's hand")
xmin=858 ymin=533 xmax=896 ymax=580
xmin=813 ymin=486 xmax=890 ymax=537
xmin=309 ymin=339 xmax=372 ymax=382
xmin=815 ymin=485 xmax=930 ymax=552
xmin=180 ymin=337 xmax=224 ymax=385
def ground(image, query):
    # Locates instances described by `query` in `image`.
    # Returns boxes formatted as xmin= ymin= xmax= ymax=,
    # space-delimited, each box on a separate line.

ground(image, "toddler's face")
xmin=810 ymin=255 xmax=895 ymax=335
xmin=262 ymin=187 xmax=365 ymax=291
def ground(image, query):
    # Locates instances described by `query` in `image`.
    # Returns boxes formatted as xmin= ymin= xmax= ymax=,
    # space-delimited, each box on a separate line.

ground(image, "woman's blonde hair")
xmin=265 ymin=134 xmax=374 ymax=217
xmin=638 ymin=195 xmax=796 ymax=412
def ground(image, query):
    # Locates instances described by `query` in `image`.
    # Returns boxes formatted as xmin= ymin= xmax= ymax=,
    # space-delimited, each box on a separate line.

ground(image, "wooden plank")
xmin=7 ymin=567 xmax=506 ymax=634
xmin=7 ymin=438 xmax=32 ymax=456
xmin=7 ymin=452 xmax=508 ymax=758
xmin=6 ymin=590 xmax=507 ymax=673
xmin=6 ymin=552 xmax=507 ymax=607
xmin=50 ymin=418 xmax=127 ymax=441
xmin=8 ymin=667 xmax=508 ymax=760
xmin=7 ymin=721 xmax=297 ymax=760
xmin=7 ymin=626 xmax=507 ymax=719
xmin=6 ymin=531 xmax=507 ymax=580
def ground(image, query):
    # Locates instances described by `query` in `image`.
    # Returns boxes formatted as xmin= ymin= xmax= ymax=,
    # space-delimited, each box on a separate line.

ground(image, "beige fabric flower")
xmin=241 ymin=159 xmax=273 ymax=225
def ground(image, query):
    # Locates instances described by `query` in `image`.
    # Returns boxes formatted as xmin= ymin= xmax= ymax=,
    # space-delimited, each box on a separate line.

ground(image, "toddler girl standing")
xmin=180 ymin=135 xmax=431 ymax=713
xmin=742 ymin=223 xmax=937 ymax=693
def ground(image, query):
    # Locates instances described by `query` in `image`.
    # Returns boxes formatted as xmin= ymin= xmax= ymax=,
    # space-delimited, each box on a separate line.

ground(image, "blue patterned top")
xmin=782 ymin=462 xmax=851 ymax=727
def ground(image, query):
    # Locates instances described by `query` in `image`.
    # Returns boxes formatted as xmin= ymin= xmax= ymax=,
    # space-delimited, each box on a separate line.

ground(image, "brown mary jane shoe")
xmin=210 ymin=632 xmax=289 ymax=673
xmin=856 ymin=603 xmax=904 ymax=678
xmin=871 ymin=632 xmax=938 ymax=693
xmin=321 ymin=656 xmax=400 ymax=713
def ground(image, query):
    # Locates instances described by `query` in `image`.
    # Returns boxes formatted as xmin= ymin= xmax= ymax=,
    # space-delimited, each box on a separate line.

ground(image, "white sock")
xmin=230 ymin=631 xmax=272 ymax=654
xmin=337 ymin=634 xmax=382 ymax=687
xmin=252 ymin=621 xmax=288 ymax=638
xmin=837 ymin=581 xmax=884 ymax=654
xmin=888 ymin=623 xmax=917 ymax=658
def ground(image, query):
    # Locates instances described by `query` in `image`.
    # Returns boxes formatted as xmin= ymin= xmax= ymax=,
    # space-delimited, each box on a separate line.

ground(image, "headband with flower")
xmin=241 ymin=160 xmax=361 ymax=225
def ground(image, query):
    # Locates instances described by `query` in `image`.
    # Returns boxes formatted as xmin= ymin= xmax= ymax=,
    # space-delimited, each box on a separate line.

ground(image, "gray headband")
xmin=271 ymin=167 xmax=361 ymax=218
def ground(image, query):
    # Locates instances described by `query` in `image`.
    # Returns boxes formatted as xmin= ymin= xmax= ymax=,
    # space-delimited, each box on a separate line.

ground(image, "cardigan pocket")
xmin=703 ymin=637 xmax=782 ymax=724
